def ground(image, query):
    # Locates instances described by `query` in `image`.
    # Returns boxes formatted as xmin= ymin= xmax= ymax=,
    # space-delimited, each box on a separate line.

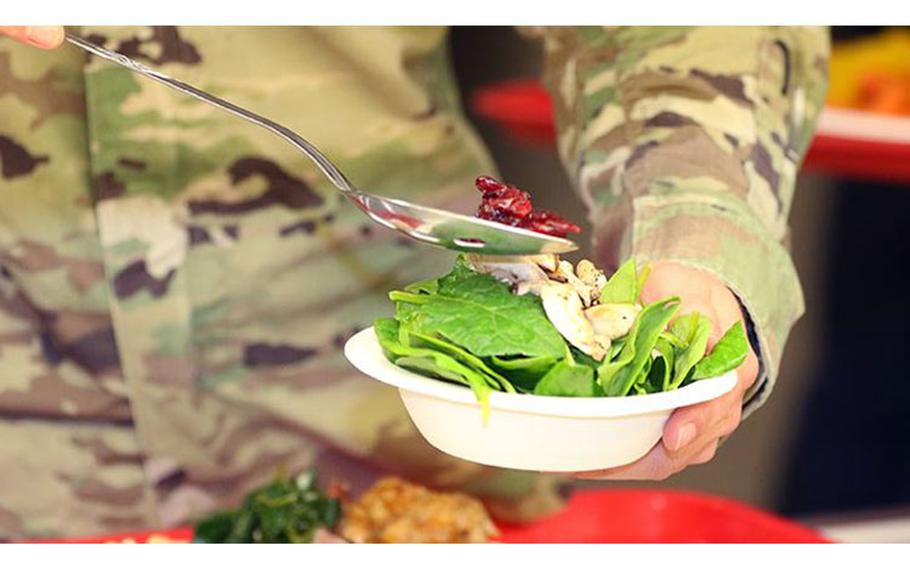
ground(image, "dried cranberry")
xmin=475 ymin=176 xmax=506 ymax=195
xmin=473 ymin=175 xmax=581 ymax=238
xmin=486 ymin=189 xmax=532 ymax=218
xmin=477 ymin=202 xmax=521 ymax=226
xmin=519 ymin=210 xmax=581 ymax=237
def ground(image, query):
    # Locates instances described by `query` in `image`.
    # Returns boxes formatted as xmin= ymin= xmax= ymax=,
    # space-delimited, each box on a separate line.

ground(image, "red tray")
xmin=495 ymin=489 xmax=829 ymax=543
xmin=472 ymin=80 xmax=910 ymax=185
xmin=26 ymin=489 xmax=829 ymax=544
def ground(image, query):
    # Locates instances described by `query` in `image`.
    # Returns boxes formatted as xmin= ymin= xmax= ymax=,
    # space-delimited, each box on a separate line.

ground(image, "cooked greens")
xmin=377 ymin=255 xmax=749 ymax=416
xmin=194 ymin=470 xmax=341 ymax=543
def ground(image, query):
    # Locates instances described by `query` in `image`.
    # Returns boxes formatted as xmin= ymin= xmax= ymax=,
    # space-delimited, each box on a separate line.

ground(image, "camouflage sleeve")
xmin=529 ymin=26 xmax=830 ymax=415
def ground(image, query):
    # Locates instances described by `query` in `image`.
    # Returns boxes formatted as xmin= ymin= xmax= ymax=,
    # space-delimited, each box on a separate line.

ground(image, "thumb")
xmin=0 ymin=26 xmax=65 ymax=49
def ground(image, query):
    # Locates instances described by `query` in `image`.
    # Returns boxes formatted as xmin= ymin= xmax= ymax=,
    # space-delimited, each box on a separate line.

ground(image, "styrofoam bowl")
xmin=344 ymin=327 xmax=738 ymax=472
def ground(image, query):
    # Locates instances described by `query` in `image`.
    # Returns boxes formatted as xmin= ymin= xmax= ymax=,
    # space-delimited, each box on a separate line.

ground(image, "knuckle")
xmin=692 ymin=443 xmax=718 ymax=465
xmin=642 ymin=459 xmax=675 ymax=481
xmin=721 ymin=419 xmax=739 ymax=437
xmin=653 ymin=467 xmax=674 ymax=481
xmin=724 ymin=409 xmax=743 ymax=433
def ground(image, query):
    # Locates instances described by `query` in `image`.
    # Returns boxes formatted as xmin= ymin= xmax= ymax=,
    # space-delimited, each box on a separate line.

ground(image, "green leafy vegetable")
xmin=404 ymin=278 xmax=439 ymax=295
xmin=636 ymin=264 xmax=652 ymax=302
xmin=570 ymin=346 xmax=605 ymax=369
xmin=606 ymin=338 xmax=627 ymax=362
xmin=600 ymin=258 xmax=639 ymax=304
xmin=194 ymin=470 xmax=341 ymax=543
xmin=407 ymin=329 xmax=516 ymax=393
xmin=533 ymin=360 xmax=598 ymax=397
xmin=633 ymin=354 xmax=654 ymax=394
xmin=404 ymin=259 xmax=567 ymax=358
xmin=659 ymin=330 xmax=686 ymax=349
xmin=693 ymin=321 xmax=749 ymax=379
xmin=388 ymin=290 xmax=431 ymax=305
xmin=645 ymin=356 xmax=669 ymax=394
xmin=489 ymin=355 xmax=559 ymax=391
xmin=396 ymin=356 xmax=471 ymax=383
xmin=375 ymin=318 xmax=493 ymax=416
xmin=669 ymin=312 xmax=712 ymax=389
xmin=600 ymin=297 xmax=681 ymax=396
xmin=376 ymin=254 xmax=751 ymax=413
xmin=655 ymin=337 xmax=677 ymax=391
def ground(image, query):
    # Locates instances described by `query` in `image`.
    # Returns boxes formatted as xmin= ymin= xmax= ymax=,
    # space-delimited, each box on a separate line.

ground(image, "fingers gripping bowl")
xmin=344 ymin=176 xmax=747 ymax=472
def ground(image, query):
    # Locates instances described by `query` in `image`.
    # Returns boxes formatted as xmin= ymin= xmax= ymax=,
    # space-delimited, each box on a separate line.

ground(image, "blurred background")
xmin=450 ymin=25 xmax=910 ymax=539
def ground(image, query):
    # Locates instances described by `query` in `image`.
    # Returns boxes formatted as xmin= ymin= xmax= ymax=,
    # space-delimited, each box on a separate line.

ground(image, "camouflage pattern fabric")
xmin=528 ymin=26 xmax=830 ymax=415
xmin=0 ymin=26 xmax=827 ymax=540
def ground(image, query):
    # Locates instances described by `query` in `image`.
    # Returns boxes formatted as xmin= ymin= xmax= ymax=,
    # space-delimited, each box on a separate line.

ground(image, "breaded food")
xmin=340 ymin=477 xmax=498 ymax=543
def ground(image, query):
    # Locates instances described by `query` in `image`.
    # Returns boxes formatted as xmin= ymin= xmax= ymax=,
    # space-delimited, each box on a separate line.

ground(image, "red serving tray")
xmin=472 ymin=80 xmax=910 ymax=185
xmin=26 ymin=489 xmax=830 ymax=544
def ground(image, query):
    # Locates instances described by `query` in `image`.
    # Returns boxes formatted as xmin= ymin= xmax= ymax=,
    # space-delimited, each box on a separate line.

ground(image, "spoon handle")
xmin=65 ymin=32 xmax=357 ymax=195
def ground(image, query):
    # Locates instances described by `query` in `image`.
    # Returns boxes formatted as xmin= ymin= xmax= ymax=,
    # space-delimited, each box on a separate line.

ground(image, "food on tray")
xmin=339 ymin=477 xmax=497 ymax=543
xmin=194 ymin=470 xmax=343 ymax=543
xmin=374 ymin=177 xmax=748 ymax=418
xmin=193 ymin=471 xmax=496 ymax=544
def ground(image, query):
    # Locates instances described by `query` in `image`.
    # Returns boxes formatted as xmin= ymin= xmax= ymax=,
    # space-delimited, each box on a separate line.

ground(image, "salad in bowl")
xmin=344 ymin=176 xmax=748 ymax=471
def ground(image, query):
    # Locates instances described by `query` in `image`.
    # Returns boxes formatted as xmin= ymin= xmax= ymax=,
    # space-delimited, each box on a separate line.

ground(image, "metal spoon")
xmin=65 ymin=33 xmax=578 ymax=256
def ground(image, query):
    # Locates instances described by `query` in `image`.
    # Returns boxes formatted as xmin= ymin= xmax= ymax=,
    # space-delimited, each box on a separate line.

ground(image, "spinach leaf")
xmin=679 ymin=367 xmax=697 ymax=388
xmin=533 ymin=360 xmax=597 ymax=397
xmin=489 ymin=355 xmax=559 ymax=391
xmin=570 ymin=346 xmax=603 ymax=369
xmin=600 ymin=258 xmax=639 ymax=304
xmin=635 ymin=353 xmax=653 ymax=389
xmin=655 ymin=338 xmax=676 ymax=391
xmin=404 ymin=278 xmax=439 ymax=295
xmin=645 ymin=355 xmax=669 ymax=394
xmin=636 ymin=263 xmax=652 ymax=301
xmin=693 ymin=321 xmax=748 ymax=379
xmin=659 ymin=330 xmax=686 ymax=349
xmin=597 ymin=301 xmax=665 ymax=390
xmin=670 ymin=312 xmax=711 ymax=389
xmin=407 ymin=329 xmax=517 ymax=393
xmin=606 ymin=338 xmax=627 ymax=361
xmin=388 ymin=290 xmax=431 ymax=304
xmin=403 ymin=261 xmax=567 ymax=358
xmin=669 ymin=312 xmax=696 ymax=346
xmin=375 ymin=318 xmax=493 ymax=417
xmin=395 ymin=356 xmax=471 ymax=384
xmin=597 ymin=337 xmax=636 ymax=388
xmin=395 ymin=300 xmax=420 ymax=322
xmin=599 ymin=297 xmax=680 ymax=396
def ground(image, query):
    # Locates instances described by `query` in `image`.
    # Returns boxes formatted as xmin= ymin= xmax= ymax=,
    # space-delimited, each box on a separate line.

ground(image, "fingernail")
xmin=26 ymin=26 xmax=62 ymax=48
xmin=671 ymin=423 xmax=697 ymax=451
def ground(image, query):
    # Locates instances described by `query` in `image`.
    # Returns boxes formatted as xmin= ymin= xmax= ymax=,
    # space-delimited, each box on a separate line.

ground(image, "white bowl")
xmin=344 ymin=327 xmax=737 ymax=472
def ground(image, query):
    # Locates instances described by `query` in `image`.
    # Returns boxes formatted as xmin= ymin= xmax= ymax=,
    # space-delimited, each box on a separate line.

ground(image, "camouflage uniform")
xmin=0 ymin=26 xmax=828 ymax=540
xmin=528 ymin=26 xmax=830 ymax=414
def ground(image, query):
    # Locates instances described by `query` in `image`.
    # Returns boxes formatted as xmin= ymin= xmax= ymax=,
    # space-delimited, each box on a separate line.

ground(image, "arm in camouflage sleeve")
xmin=532 ymin=26 xmax=830 ymax=417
